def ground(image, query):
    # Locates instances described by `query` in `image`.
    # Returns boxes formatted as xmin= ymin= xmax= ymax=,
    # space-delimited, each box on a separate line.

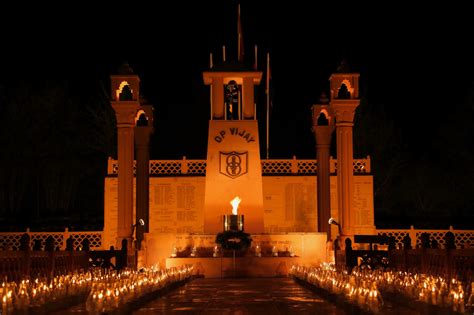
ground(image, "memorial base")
xmin=148 ymin=232 xmax=328 ymax=278
xmin=166 ymin=256 xmax=304 ymax=278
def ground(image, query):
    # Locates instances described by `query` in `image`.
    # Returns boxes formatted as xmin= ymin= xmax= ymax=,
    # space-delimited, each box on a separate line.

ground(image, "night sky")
xmin=2 ymin=3 xmax=472 ymax=159
xmin=1 ymin=2 xmax=473 ymax=229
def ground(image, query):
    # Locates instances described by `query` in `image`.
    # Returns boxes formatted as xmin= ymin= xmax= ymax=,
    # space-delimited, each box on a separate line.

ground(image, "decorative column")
xmin=134 ymin=103 xmax=154 ymax=250
xmin=110 ymin=63 xmax=141 ymax=251
xmin=311 ymin=93 xmax=334 ymax=241
xmin=329 ymin=62 xmax=360 ymax=239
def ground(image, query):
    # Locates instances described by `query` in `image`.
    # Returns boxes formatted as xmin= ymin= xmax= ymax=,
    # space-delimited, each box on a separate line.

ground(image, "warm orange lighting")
xmin=230 ymin=196 xmax=241 ymax=215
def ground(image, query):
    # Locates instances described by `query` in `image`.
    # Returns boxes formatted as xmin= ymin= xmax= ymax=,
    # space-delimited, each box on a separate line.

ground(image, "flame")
xmin=230 ymin=196 xmax=241 ymax=215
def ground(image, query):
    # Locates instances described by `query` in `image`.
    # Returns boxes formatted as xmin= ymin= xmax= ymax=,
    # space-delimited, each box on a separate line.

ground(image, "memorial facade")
xmin=104 ymin=6 xmax=375 ymax=276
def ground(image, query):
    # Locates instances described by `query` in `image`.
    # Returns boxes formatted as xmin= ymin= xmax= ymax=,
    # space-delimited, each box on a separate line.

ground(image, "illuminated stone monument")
xmin=103 ymin=5 xmax=376 ymax=275
xmin=202 ymin=66 xmax=264 ymax=234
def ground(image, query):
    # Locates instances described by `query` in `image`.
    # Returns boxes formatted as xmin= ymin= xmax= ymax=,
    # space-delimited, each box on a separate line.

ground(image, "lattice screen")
xmin=0 ymin=234 xmax=22 ymax=250
xmin=187 ymin=161 xmax=206 ymax=175
xmin=379 ymin=229 xmax=474 ymax=249
xmin=30 ymin=233 xmax=64 ymax=250
xmin=353 ymin=159 xmax=368 ymax=173
xmin=455 ymin=232 xmax=474 ymax=248
xmin=70 ymin=232 xmax=102 ymax=249
xmin=261 ymin=160 xmax=293 ymax=174
xmin=416 ymin=231 xmax=474 ymax=248
xmin=378 ymin=231 xmax=409 ymax=248
xmin=109 ymin=158 xmax=371 ymax=175
xmin=150 ymin=161 xmax=181 ymax=175
xmin=0 ymin=232 xmax=103 ymax=250
xmin=297 ymin=160 xmax=317 ymax=174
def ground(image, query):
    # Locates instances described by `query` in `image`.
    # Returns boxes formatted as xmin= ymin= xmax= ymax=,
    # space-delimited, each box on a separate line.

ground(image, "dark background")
xmin=0 ymin=2 xmax=473 ymax=230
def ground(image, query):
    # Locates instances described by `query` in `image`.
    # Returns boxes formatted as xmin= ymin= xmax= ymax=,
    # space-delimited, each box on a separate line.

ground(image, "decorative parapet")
xmin=0 ymin=229 xmax=103 ymax=251
xmin=108 ymin=156 xmax=371 ymax=176
xmin=377 ymin=226 xmax=474 ymax=249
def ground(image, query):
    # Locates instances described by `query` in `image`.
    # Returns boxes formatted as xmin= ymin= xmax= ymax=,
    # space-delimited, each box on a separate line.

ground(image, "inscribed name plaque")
xmin=149 ymin=177 xmax=205 ymax=234
xmin=263 ymin=177 xmax=317 ymax=233
xmin=353 ymin=176 xmax=375 ymax=233
xmin=329 ymin=175 xmax=375 ymax=235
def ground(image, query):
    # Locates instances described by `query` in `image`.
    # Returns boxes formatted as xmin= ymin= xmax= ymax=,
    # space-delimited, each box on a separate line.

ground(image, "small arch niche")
xmin=337 ymin=83 xmax=351 ymax=99
xmin=135 ymin=110 xmax=148 ymax=126
xmin=335 ymin=79 xmax=355 ymax=99
xmin=317 ymin=111 xmax=329 ymax=126
xmin=116 ymin=81 xmax=134 ymax=101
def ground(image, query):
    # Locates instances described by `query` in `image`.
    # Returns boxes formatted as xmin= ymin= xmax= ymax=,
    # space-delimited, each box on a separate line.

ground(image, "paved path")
xmin=133 ymin=278 xmax=345 ymax=314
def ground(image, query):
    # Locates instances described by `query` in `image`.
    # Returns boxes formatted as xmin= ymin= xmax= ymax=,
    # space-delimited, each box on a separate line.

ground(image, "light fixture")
xmin=328 ymin=217 xmax=342 ymax=240
xmin=328 ymin=217 xmax=339 ymax=226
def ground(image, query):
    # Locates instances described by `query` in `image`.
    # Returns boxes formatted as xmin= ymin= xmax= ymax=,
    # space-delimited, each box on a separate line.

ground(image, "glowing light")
xmin=230 ymin=196 xmax=241 ymax=215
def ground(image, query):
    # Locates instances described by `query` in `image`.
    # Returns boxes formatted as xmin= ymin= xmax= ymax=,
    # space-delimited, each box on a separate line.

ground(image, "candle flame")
xmin=230 ymin=196 xmax=241 ymax=215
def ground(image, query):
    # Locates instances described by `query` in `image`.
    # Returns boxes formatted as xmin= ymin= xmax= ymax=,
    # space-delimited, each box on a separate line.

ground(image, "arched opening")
xmin=135 ymin=110 xmax=149 ymax=126
xmin=136 ymin=113 xmax=148 ymax=127
xmin=337 ymin=83 xmax=351 ymax=99
xmin=116 ymin=81 xmax=134 ymax=101
xmin=317 ymin=112 xmax=329 ymax=126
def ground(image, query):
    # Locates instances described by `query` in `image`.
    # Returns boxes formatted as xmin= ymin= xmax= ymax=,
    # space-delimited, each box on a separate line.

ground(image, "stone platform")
xmin=143 ymin=232 xmax=328 ymax=270
xmin=166 ymin=256 xmax=303 ymax=278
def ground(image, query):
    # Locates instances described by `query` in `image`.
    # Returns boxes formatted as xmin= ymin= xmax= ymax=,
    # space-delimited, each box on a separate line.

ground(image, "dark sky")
xmin=1 ymin=2 xmax=473 ymax=160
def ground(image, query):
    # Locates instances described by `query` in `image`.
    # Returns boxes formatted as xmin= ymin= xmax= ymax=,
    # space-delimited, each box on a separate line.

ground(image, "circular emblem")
xmin=226 ymin=153 xmax=242 ymax=176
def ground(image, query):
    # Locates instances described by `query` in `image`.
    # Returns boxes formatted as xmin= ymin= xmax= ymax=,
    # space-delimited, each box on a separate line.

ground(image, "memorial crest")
xmin=219 ymin=151 xmax=248 ymax=179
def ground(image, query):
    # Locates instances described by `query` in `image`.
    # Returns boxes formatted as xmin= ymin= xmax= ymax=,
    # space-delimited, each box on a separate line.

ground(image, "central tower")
xmin=202 ymin=6 xmax=264 ymax=234
xmin=202 ymin=66 xmax=263 ymax=234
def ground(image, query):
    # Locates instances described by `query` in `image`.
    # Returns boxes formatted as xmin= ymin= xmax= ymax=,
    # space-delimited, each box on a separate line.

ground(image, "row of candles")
xmin=85 ymin=265 xmax=192 ymax=314
xmin=290 ymin=263 xmax=474 ymax=313
xmin=290 ymin=263 xmax=383 ymax=313
xmin=1 ymin=272 xmax=92 ymax=314
xmin=0 ymin=264 xmax=193 ymax=314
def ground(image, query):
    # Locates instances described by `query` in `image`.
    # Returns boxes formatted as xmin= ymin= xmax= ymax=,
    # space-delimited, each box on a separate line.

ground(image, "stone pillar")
xmin=312 ymin=100 xmax=334 ymax=241
xmin=212 ymin=77 xmax=225 ymax=119
xmin=334 ymin=117 xmax=356 ymax=236
xmin=242 ymin=77 xmax=254 ymax=119
xmin=110 ymin=64 xmax=141 ymax=251
xmin=115 ymin=107 xmax=139 ymax=248
xmin=135 ymin=108 xmax=153 ymax=250
xmin=329 ymin=66 xmax=360 ymax=240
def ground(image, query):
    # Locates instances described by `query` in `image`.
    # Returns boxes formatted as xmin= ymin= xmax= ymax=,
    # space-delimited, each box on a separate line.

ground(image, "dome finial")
xmin=117 ymin=61 xmax=134 ymax=75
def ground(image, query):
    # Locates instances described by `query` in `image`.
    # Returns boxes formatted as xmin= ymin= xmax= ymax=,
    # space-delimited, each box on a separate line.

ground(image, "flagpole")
xmin=237 ymin=4 xmax=243 ymax=62
xmin=266 ymin=53 xmax=270 ymax=160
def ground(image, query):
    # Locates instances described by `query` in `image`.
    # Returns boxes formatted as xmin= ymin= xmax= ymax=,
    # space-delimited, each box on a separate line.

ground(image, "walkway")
xmin=133 ymin=277 xmax=344 ymax=314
